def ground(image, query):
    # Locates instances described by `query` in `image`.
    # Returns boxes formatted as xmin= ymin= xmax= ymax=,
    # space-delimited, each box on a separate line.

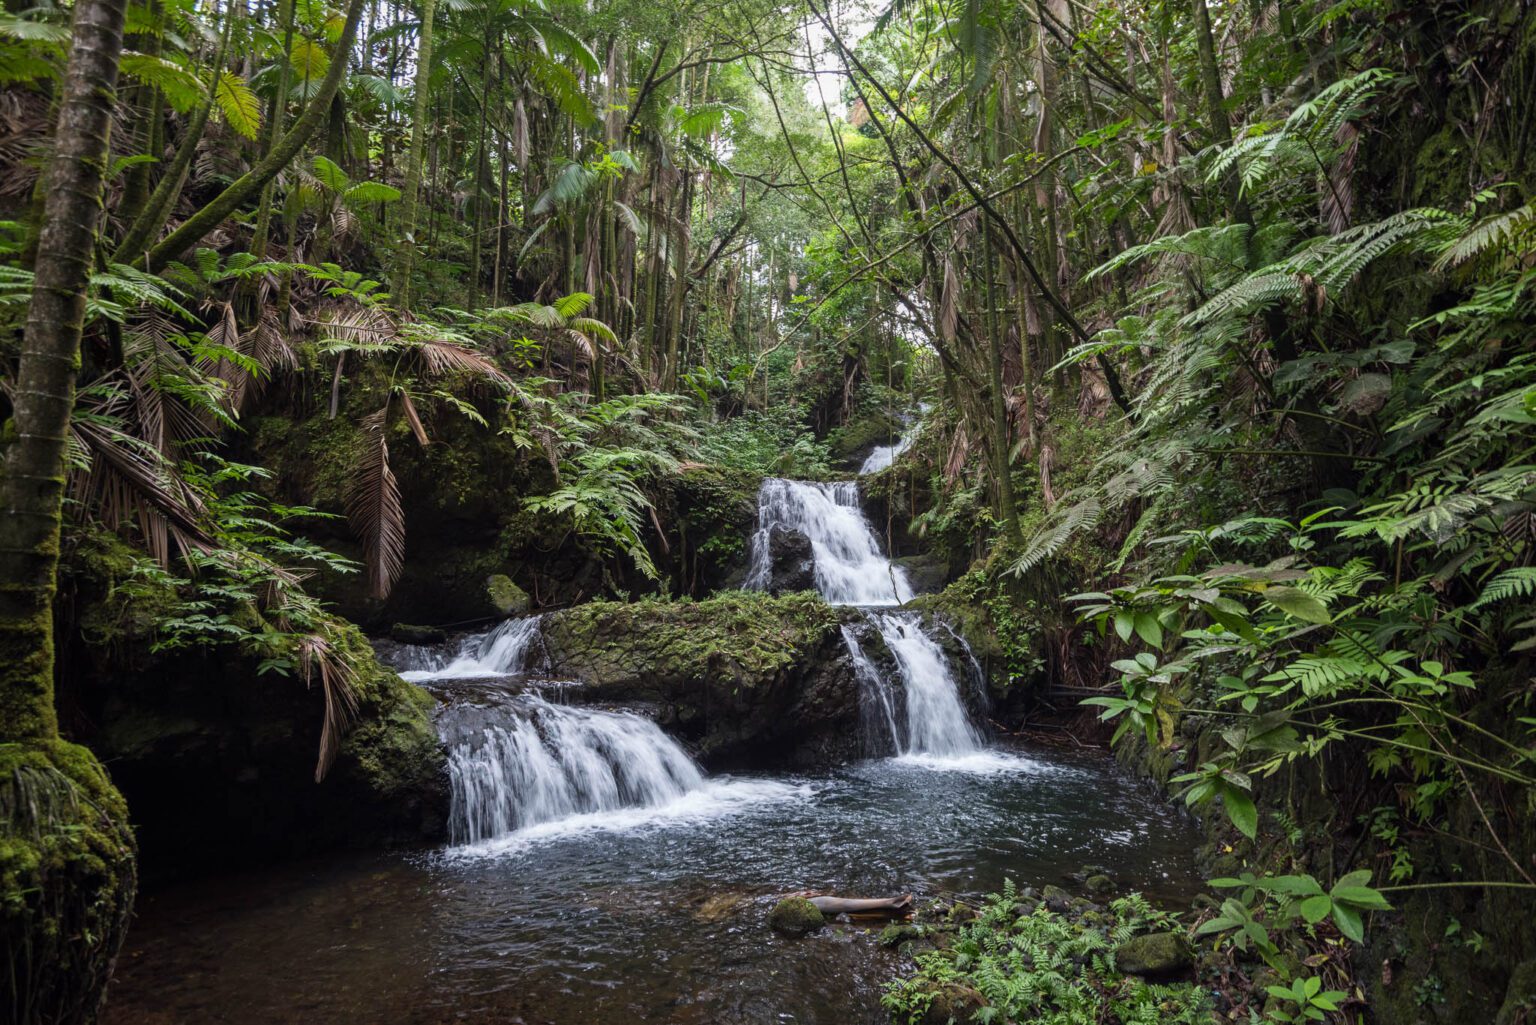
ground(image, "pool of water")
xmin=103 ymin=746 xmax=1201 ymax=1025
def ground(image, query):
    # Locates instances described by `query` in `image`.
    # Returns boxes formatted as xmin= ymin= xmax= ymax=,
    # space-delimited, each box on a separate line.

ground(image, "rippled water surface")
xmin=104 ymin=747 xmax=1201 ymax=1025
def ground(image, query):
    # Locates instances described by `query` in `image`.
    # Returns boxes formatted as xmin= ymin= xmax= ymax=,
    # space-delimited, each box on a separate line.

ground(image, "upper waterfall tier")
xmin=745 ymin=478 xmax=911 ymax=606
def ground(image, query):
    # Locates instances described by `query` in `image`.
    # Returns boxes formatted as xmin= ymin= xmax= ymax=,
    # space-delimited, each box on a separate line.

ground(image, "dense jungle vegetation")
xmin=2 ymin=0 xmax=1535 ymax=1021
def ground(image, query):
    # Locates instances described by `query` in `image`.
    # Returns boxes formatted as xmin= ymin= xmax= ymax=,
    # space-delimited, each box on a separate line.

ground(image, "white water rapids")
xmin=397 ymin=408 xmax=1003 ymax=851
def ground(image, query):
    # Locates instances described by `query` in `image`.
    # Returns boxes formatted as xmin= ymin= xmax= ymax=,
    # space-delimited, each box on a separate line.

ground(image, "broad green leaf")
xmin=1331 ymin=902 xmax=1364 ymax=942
xmin=1223 ymin=788 xmax=1258 ymax=839
xmin=1265 ymin=585 xmax=1331 ymax=624
xmin=1299 ymin=894 xmax=1332 ymax=923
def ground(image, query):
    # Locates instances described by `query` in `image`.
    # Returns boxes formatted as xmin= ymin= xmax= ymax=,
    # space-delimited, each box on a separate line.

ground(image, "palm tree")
xmin=0 ymin=0 xmax=138 ymax=1017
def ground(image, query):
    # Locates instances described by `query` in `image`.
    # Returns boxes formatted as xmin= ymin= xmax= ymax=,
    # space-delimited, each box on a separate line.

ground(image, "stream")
xmin=102 ymin=444 xmax=1202 ymax=1024
xmin=103 ymin=746 xmax=1200 ymax=1025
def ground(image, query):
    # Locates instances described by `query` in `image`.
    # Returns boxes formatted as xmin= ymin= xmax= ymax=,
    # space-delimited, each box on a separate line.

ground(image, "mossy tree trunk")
xmin=392 ymin=0 xmax=438 ymax=310
xmin=1 ymin=0 xmax=137 ymax=1019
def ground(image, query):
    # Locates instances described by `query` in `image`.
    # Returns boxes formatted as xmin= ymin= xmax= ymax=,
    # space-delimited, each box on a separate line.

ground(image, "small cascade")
xmin=841 ymin=624 xmax=902 ymax=755
xmin=870 ymin=612 xmax=983 ymax=756
xmin=443 ymin=695 xmax=705 ymax=845
xmin=858 ymin=404 xmax=928 ymax=475
xmin=859 ymin=434 xmax=914 ymax=475
xmin=745 ymin=479 xmax=911 ymax=605
xmin=841 ymin=612 xmax=984 ymax=758
xmin=397 ymin=615 xmax=545 ymax=682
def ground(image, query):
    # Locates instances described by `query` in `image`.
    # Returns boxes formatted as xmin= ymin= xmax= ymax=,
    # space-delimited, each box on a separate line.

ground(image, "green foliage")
xmin=883 ymin=883 xmax=1209 ymax=1025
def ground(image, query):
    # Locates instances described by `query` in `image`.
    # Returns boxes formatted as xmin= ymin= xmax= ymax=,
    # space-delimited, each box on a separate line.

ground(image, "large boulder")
xmin=539 ymin=592 xmax=864 ymax=767
xmin=60 ymin=611 xmax=446 ymax=882
xmin=763 ymin=526 xmax=816 ymax=595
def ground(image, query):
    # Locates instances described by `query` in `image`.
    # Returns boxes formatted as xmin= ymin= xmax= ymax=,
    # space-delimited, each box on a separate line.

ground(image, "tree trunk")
xmin=390 ymin=0 xmax=439 ymax=308
xmin=139 ymin=0 xmax=368 ymax=272
xmin=0 ymin=0 xmax=138 ymax=1015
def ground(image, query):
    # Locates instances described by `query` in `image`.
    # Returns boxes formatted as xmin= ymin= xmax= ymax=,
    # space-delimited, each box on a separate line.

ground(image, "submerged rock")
xmin=1114 ymin=931 xmax=1193 ymax=977
xmin=768 ymin=897 xmax=826 ymax=937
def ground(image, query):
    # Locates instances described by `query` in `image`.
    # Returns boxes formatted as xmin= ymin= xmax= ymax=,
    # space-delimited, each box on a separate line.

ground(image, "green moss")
xmin=485 ymin=574 xmax=531 ymax=615
xmin=543 ymin=590 xmax=841 ymax=684
xmin=826 ymin=409 xmax=903 ymax=463
xmin=1 ymin=738 xmax=135 ymax=1025
xmin=768 ymin=896 xmax=825 ymax=936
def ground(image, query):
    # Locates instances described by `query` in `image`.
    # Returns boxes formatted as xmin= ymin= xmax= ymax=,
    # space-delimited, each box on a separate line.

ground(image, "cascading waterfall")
xmin=397 ymin=615 xmax=544 ymax=682
xmin=745 ymin=479 xmax=911 ymax=605
xmin=871 ymin=612 xmax=983 ymax=756
xmin=443 ymin=695 xmax=706 ymax=845
xmin=841 ymin=613 xmax=983 ymax=758
xmin=742 ymin=426 xmax=988 ymax=758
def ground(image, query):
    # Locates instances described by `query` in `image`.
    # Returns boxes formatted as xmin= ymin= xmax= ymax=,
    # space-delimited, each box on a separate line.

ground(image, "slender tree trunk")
xmin=467 ymin=24 xmax=494 ymax=312
xmin=390 ymin=0 xmax=435 ymax=307
xmin=139 ymin=0 xmax=367 ymax=271
xmin=112 ymin=12 xmax=234 ymax=262
xmin=1 ymin=0 xmax=137 ymax=1014
xmin=249 ymin=0 xmax=296 ymax=263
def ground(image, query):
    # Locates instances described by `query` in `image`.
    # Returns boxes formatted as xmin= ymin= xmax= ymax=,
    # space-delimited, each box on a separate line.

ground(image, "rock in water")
xmin=390 ymin=622 xmax=447 ymax=645
xmin=766 ymin=526 xmax=816 ymax=594
xmin=1114 ymin=931 xmax=1193 ymax=977
xmin=768 ymin=897 xmax=826 ymax=937
xmin=1083 ymin=874 xmax=1115 ymax=896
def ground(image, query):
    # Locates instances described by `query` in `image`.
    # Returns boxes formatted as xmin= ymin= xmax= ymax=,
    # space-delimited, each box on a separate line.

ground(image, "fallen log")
xmin=799 ymin=894 xmax=913 ymax=917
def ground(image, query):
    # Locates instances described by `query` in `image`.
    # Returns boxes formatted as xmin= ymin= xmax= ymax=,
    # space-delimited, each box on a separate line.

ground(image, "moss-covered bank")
xmin=1 ymin=739 xmax=136 ymax=1025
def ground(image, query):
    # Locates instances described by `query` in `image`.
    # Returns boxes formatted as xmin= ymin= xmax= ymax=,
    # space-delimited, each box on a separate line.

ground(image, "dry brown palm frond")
xmin=563 ymin=328 xmax=595 ymax=362
xmin=71 ymin=419 xmax=212 ymax=567
xmin=346 ymin=406 xmax=405 ymax=601
xmin=944 ymin=423 xmax=970 ymax=484
xmin=296 ymin=632 xmax=360 ymax=783
xmin=417 ymin=336 xmax=512 ymax=385
xmin=314 ymin=300 xmax=397 ymax=346
xmin=399 ymin=390 xmax=430 ymax=447
xmin=1323 ymin=121 xmax=1359 ymax=235
xmin=121 ymin=339 xmax=210 ymax=452
xmin=938 ymin=257 xmax=961 ymax=343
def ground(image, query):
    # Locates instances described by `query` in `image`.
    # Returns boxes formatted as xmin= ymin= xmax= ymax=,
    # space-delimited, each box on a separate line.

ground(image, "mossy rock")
xmin=390 ymin=623 xmax=447 ymax=645
xmin=1084 ymin=874 xmax=1115 ymax=896
xmin=919 ymin=982 xmax=987 ymax=1025
xmin=1114 ymin=931 xmax=1193 ymax=978
xmin=1 ymin=739 xmax=136 ymax=1025
xmin=486 ymin=574 xmax=531 ymax=615
xmin=768 ymin=897 xmax=825 ymax=937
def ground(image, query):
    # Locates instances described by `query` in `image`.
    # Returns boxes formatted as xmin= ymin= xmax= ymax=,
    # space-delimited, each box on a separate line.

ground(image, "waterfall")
xmin=859 ymin=434 xmax=914 ymax=475
xmin=871 ymin=612 xmax=983 ymax=756
xmin=444 ymin=695 xmax=705 ymax=845
xmin=841 ymin=612 xmax=983 ymax=758
xmin=745 ymin=479 xmax=911 ymax=606
xmin=841 ymin=623 xmax=902 ymax=755
xmin=858 ymin=404 xmax=928 ymax=475
xmin=397 ymin=615 xmax=544 ymax=682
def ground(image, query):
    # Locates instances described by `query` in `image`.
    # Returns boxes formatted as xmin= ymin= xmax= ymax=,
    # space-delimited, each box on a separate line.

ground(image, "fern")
xmin=1470 ymin=567 xmax=1536 ymax=610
